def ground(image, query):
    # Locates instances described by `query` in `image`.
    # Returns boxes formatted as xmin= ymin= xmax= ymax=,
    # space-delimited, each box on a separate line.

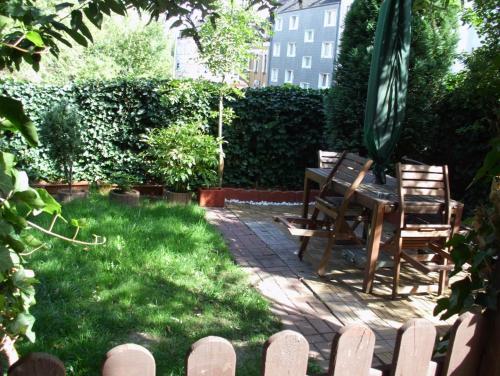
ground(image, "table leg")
xmin=452 ymin=205 xmax=464 ymax=235
xmin=363 ymin=203 xmax=385 ymax=294
xmin=302 ymin=175 xmax=311 ymax=220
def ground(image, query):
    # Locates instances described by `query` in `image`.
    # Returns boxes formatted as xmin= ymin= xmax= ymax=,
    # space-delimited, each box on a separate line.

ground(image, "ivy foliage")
xmin=1 ymin=79 xmax=168 ymax=182
xmin=435 ymin=139 xmax=500 ymax=320
xmin=225 ymin=86 xmax=326 ymax=189
xmin=1 ymin=80 xmax=326 ymax=190
xmin=0 ymin=149 xmax=62 ymax=346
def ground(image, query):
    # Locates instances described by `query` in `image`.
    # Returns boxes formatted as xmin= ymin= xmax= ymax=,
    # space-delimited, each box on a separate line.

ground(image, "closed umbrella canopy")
xmin=363 ymin=0 xmax=412 ymax=184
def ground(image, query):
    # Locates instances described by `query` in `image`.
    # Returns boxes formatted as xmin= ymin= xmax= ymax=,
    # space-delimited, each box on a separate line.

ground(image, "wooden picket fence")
xmin=6 ymin=311 xmax=499 ymax=376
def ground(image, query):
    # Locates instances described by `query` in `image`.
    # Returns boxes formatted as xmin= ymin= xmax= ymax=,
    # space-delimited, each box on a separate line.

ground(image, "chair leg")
xmin=438 ymin=271 xmax=447 ymax=296
xmin=298 ymin=208 xmax=320 ymax=260
xmin=317 ymin=235 xmax=336 ymax=276
xmin=438 ymin=258 xmax=448 ymax=295
xmin=392 ymin=239 xmax=403 ymax=299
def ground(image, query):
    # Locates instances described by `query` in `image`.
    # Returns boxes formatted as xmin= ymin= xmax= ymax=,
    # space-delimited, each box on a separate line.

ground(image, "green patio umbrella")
xmin=363 ymin=0 xmax=412 ymax=184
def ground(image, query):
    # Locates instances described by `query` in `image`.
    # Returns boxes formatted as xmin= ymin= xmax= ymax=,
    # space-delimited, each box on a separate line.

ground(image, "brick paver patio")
xmin=206 ymin=203 xmax=456 ymax=370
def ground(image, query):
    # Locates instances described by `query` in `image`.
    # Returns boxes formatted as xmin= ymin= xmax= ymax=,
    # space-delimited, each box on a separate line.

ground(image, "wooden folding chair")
xmin=318 ymin=150 xmax=342 ymax=168
xmin=385 ymin=163 xmax=455 ymax=298
xmin=276 ymin=152 xmax=373 ymax=276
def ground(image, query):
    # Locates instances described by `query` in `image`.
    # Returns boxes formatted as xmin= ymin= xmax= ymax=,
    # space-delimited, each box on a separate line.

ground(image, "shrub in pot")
xmin=40 ymin=102 xmax=86 ymax=202
xmin=108 ymin=172 xmax=140 ymax=206
xmin=144 ymin=121 xmax=219 ymax=205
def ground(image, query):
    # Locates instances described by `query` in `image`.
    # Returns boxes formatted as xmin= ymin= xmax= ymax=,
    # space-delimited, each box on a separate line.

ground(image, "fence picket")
xmin=7 ymin=313 xmax=492 ymax=376
xmin=185 ymin=336 xmax=236 ymax=376
xmin=442 ymin=312 xmax=485 ymax=376
xmin=261 ymin=330 xmax=309 ymax=376
xmin=390 ymin=319 xmax=436 ymax=376
xmin=101 ymin=343 xmax=155 ymax=376
xmin=8 ymin=353 xmax=65 ymax=376
xmin=327 ymin=324 xmax=376 ymax=376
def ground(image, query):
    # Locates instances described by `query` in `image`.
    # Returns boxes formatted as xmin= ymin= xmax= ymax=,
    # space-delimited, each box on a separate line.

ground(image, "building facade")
xmin=267 ymin=0 xmax=343 ymax=89
xmin=247 ymin=43 xmax=269 ymax=88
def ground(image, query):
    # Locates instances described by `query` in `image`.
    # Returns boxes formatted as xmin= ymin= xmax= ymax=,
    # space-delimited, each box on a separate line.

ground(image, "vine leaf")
xmin=0 ymin=96 xmax=39 ymax=147
xmin=25 ymin=31 xmax=45 ymax=47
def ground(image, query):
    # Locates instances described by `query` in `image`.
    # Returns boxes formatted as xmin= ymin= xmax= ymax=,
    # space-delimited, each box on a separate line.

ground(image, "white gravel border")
xmin=226 ymin=199 xmax=315 ymax=206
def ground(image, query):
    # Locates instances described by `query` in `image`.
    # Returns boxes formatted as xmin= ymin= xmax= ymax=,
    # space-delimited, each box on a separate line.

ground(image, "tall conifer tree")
xmin=324 ymin=0 xmax=459 ymax=160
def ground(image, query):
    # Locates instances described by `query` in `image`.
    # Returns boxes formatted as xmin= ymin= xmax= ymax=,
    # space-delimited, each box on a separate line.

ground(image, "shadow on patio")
xmin=207 ymin=203 xmax=457 ymax=369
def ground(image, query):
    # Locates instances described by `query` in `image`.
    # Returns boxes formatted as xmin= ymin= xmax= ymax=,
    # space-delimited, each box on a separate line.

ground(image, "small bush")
xmin=40 ymin=102 xmax=83 ymax=192
xmin=144 ymin=122 xmax=220 ymax=192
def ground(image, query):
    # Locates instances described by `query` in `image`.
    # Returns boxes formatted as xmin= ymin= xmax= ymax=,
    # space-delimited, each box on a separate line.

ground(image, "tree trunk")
xmin=218 ymin=92 xmax=224 ymax=188
xmin=0 ymin=334 xmax=19 ymax=369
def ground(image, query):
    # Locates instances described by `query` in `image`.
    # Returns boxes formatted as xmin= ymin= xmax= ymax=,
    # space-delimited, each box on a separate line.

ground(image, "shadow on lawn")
xmin=19 ymin=195 xmax=280 ymax=376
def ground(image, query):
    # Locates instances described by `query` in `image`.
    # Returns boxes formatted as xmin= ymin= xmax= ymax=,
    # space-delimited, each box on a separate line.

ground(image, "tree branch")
xmin=27 ymin=220 xmax=106 ymax=246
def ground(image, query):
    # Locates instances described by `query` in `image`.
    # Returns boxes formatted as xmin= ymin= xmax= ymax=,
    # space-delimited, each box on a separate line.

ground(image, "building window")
xmin=324 ymin=9 xmax=337 ymax=27
xmin=275 ymin=17 xmax=283 ymax=31
xmin=287 ymin=42 xmax=296 ymax=57
xmin=254 ymin=57 xmax=259 ymax=73
xmin=262 ymin=54 xmax=267 ymax=73
xmin=321 ymin=41 xmax=334 ymax=58
xmin=302 ymin=56 xmax=312 ymax=69
xmin=273 ymin=42 xmax=280 ymax=57
xmin=300 ymin=82 xmax=310 ymax=89
xmin=285 ymin=69 xmax=294 ymax=83
xmin=304 ymin=29 xmax=314 ymax=43
xmin=318 ymin=73 xmax=331 ymax=89
xmin=289 ymin=15 xmax=299 ymax=30
xmin=271 ymin=68 xmax=279 ymax=82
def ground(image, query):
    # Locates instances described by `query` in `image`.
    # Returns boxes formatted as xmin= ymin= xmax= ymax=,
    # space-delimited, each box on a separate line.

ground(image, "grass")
xmin=18 ymin=194 xmax=281 ymax=375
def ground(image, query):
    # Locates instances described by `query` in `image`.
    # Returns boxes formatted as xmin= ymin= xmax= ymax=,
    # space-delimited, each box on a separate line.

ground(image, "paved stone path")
xmin=206 ymin=203 xmax=455 ymax=370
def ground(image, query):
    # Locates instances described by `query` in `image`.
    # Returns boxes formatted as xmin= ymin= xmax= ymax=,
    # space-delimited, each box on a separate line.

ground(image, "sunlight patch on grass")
xmin=18 ymin=195 xmax=280 ymax=375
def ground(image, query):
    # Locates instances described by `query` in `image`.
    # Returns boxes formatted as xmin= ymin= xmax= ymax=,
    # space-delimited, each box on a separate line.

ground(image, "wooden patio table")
xmin=301 ymin=167 xmax=464 ymax=294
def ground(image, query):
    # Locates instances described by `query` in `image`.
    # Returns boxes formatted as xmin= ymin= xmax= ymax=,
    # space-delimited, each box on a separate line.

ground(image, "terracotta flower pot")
xmin=56 ymin=188 xmax=88 ymax=203
xmin=109 ymin=189 xmax=140 ymax=206
xmin=165 ymin=191 xmax=192 ymax=205
xmin=199 ymin=188 xmax=225 ymax=207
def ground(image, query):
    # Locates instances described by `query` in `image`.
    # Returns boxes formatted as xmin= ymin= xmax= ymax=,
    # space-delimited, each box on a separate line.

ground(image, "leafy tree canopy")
xmin=4 ymin=13 xmax=174 ymax=83
xmin=198 ymin=2 xmax=268 ymax=82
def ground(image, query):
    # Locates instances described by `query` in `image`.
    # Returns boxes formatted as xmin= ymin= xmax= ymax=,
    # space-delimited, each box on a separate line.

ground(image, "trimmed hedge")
xmin=0 ymin=80 xmax=325 ymax=189
xmin=225 ymin=86 xmax=325 ymax=189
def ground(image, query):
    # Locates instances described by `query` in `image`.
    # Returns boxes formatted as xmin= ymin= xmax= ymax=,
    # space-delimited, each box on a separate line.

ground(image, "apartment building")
xmin=267 ymin=0 xmax=344 ymax=89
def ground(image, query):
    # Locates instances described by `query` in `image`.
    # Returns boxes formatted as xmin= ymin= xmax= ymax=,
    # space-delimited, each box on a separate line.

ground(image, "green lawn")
xmin=18 ymin=195 xmax=281 ymax=375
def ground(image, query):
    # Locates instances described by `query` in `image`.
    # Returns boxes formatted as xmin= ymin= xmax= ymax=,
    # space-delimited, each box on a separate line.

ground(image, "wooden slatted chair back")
xmin=396 ymin=163 xmax=451 ymax=227
xmin=318 ymin=150 xmax=343 ymax=168
xmin=319 ymin=153 xmax=372 ymax=198
xmin=334 ymin=153 xmax=373 ymax=229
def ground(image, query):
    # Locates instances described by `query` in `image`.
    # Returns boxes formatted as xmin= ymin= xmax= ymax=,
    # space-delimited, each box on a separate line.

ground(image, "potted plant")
xmin=144 ymin=121 xmax=219 ymax=205
xmin=108 ymin=172 xmax=140 ymax=206
xmin=40 ymin=102 xmax=86 ymax=202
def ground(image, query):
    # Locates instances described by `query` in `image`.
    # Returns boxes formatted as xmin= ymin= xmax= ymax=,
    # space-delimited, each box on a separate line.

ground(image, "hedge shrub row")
xmin=0 ymin=80 xmax=325 ymax=190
